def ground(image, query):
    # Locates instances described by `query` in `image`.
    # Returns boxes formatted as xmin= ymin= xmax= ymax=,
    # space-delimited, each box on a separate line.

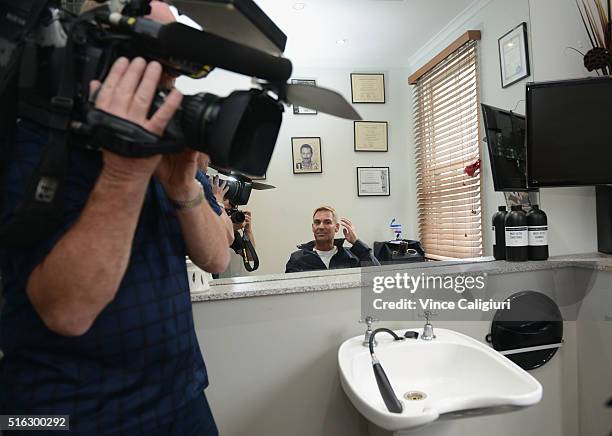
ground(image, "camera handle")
xmin=82 ymin=109 xmax=183 ymax=157
xmin=238 ymin=230 xmax=259 ymax=272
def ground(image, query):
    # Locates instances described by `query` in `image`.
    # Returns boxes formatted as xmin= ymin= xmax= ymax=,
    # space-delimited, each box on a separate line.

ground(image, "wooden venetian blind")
xmin=413 ymin=39 xmax=482 ymax=260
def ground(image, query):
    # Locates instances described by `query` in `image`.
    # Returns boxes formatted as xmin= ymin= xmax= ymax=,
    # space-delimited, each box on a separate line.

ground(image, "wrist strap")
xmin=169 ymin=184 xmax=205 ymax=210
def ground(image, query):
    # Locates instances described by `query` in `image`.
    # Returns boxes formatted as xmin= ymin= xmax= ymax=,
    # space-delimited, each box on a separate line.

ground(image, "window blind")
xmin=413 ymin=40 xmax=482 ymax=260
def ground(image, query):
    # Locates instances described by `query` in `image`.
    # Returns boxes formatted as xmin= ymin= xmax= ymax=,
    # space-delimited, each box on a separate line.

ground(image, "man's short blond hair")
xmin=312 ymin=205 xmax=338 ymax=223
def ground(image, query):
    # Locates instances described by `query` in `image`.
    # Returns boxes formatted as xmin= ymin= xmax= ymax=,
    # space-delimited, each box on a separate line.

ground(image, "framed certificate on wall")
xmin=357 ymin=167 xmax=390 ymax=196
xmin=498 ymin=22 xmax=530 ymax=88
xmin=350 ymin=73 xmax=385 ymax=103
xmin=354 ymin=121 xmax=388 ymax=152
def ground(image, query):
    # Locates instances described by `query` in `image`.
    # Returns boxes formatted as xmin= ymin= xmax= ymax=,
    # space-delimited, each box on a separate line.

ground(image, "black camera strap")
xmin=0 ymin=1 xmax=51 ymax=243
xmin=0 ymin=29 xmax=76 ymax=248
xmin=239 ymin=231 xmax=259 ymax=272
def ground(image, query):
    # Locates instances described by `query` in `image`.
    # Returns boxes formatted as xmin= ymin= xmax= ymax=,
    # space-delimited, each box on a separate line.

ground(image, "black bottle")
xmin=505 ymin=205 xmax=528 ymax=261
xmin=492 ymin=206 xmax=507 ymax=260
xmin=527 ymin=205 xmax=549 ymax=260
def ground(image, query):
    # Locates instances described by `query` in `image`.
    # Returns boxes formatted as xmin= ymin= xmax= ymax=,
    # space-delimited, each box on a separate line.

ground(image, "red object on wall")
xmin=464 ymin=159 xmax=481 ymax=177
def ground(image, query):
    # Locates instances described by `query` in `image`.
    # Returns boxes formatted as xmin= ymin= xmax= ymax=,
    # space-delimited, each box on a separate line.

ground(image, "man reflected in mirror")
xmin=210 ymin=175 xmax=257 ymax=277
xmin=285 ymin=205 xmax=380 ymax=273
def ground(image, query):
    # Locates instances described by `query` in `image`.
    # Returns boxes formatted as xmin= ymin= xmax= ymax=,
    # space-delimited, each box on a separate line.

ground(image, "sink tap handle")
xmin=359 ymin=316 xmax=379 ymax=327
xmin=359 ymin=316 xmax=379 ymax=347
xmin=421 ymin=311 xmax=438 ymax=323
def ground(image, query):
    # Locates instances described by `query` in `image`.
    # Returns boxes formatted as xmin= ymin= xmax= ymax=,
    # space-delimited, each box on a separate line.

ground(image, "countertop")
xmin=190 ymin=253 xmax=612 ymax=302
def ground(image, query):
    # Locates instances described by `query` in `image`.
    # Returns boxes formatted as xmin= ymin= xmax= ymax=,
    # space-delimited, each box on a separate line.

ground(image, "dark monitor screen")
xmin=526 ymin=77 xmax=612 ymax=187
xmin=481 ymin=103 xmax=531 ymax=191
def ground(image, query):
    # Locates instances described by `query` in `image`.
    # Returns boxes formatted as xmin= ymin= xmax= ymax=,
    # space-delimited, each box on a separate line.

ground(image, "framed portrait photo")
xmin=291 ymin=79 xmax=318 ymax=115
xmin=498 ymin=22 xmax=530 ymax=88
xmin=357 ymin=167 xmax=390 ymax=196
xmin=354 ymin=121 xmax=388 ymax=152
xmin=292 ymin=137 xmax=322 ymax=174
xmin=350 ymin=73 xmax=385 ymax=103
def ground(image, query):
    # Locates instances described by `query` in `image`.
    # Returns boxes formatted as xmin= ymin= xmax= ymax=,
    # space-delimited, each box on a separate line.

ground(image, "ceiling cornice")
xmin=407 ymin=0 xmax=492 ymax=72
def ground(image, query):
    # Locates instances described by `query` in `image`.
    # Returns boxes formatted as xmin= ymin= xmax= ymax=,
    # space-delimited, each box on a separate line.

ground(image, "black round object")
xmin=228 ymin=209 xmax=246 ymax=224
xmin=492 ymin=206 xmax=508 ymax=260
xmin=488 ymin=291 xmax=563 ymax=370
xmin=505 ymin=205 xmax=528 ymax=261
xmin=527 ymin=205 xmax=549 ymax=260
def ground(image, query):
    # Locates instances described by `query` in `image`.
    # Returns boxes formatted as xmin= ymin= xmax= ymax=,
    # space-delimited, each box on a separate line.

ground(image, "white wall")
xmin=407 ymin=0 xmax=599 ymax=258
xmin=177 ymin=66 xmax=416 ymax=275
xmin=574 ymin=268 xmax=612 ymax=435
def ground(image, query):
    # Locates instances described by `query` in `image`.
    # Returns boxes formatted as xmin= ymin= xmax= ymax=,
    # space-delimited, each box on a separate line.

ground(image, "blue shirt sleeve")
xmin=196 ymin=170 xmax=222 ymax=215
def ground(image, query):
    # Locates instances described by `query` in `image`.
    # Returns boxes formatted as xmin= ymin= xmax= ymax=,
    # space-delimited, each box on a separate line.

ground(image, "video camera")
xmin=0 ymin=0 xmax=360 ymax=247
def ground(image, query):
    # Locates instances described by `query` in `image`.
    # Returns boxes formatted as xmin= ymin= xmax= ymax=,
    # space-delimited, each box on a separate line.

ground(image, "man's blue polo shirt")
xmin=0 ymin=120 xmax=219 ymax=434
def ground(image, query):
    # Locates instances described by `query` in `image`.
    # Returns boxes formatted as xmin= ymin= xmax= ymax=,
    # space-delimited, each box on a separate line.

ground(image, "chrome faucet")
xmin=421 ymin=311 xmax=436 ymax=341
xmin=359 ymin=316 xmax=379 ymax=347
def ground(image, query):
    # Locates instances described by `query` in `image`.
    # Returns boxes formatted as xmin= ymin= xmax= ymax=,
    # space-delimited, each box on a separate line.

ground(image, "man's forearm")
xmin=175 ymin=199 xmax=232 ymax=274
xmin=26 ymin=170 xmax=151 ymax=337
xmin=220 ymin=211 xmax=234 ymax=244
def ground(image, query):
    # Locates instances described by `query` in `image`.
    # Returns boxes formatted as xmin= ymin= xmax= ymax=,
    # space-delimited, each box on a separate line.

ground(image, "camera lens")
xmin=228 ymin=209 xmax=245 ymax=224
xmin=180 ymin=92 xmax=221 ymax=149
xmin=177 ymin=90 xmax=282 ymax=177
xmin=223 ymin=179 xmax=252 ymax=207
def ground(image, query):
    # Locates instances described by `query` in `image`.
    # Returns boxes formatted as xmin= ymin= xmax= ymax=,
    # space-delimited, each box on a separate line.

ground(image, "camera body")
xmin=223 ymin=178 xmax=251 ymax=224
xmin=227 ymin=208 xmax=246 ymax=225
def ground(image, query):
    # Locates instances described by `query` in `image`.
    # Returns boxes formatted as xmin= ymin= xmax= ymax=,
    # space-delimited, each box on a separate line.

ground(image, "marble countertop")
xmin=191 ymin=253 xmax=612 ymax=302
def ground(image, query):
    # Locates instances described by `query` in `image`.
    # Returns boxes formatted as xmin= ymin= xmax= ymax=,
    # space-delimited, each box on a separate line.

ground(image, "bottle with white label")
xmin=505 ymin=205 xmax=528 ymax=261
xmin=527 ymin=205 xmax=549 ymax=260
xmin=492 ymin=206 xmax=507 ymax=260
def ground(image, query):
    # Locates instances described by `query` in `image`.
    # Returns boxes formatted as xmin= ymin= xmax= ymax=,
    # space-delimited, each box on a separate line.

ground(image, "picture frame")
xmin=292 ymin=137 xmax=322 ymax=174
xmin=356 ymin=167 xmax=390 ymax=196
xmin=354 ymin=121 xmax=388 ymax=152
xmin=350 ymin=73 xmax=385 ymax=103
xmin=291 ymin=79 xmax=318 ymax=115
xmin=498 ymin=22 xmax=530 ymax=88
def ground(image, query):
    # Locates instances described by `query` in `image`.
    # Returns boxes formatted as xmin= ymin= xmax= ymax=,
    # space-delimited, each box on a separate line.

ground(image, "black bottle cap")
xmin=498 ymin=206 xmax=507 ymax=211
xmin=511 ymin=205 xmax=523 ymax=211
xmin=532 ymin=205 xmax=540 ymax=210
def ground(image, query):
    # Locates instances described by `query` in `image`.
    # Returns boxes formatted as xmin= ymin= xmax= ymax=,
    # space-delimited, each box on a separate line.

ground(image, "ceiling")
xmin=252 ymin=0 xmax=478 ymax=68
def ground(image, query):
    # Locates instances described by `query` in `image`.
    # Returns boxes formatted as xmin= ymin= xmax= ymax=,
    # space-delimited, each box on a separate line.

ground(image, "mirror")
xmin=175 ymin=0 xmax=532 ymax=279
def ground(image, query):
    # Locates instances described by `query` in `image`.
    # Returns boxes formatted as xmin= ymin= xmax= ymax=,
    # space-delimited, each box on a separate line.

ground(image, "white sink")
xmin=338 ymin=328 xmax=542 ymax=432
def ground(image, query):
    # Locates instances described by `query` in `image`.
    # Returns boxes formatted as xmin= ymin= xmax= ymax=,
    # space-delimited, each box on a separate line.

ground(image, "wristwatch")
xmin=169 ymin=184 xmax=205 ymax=211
